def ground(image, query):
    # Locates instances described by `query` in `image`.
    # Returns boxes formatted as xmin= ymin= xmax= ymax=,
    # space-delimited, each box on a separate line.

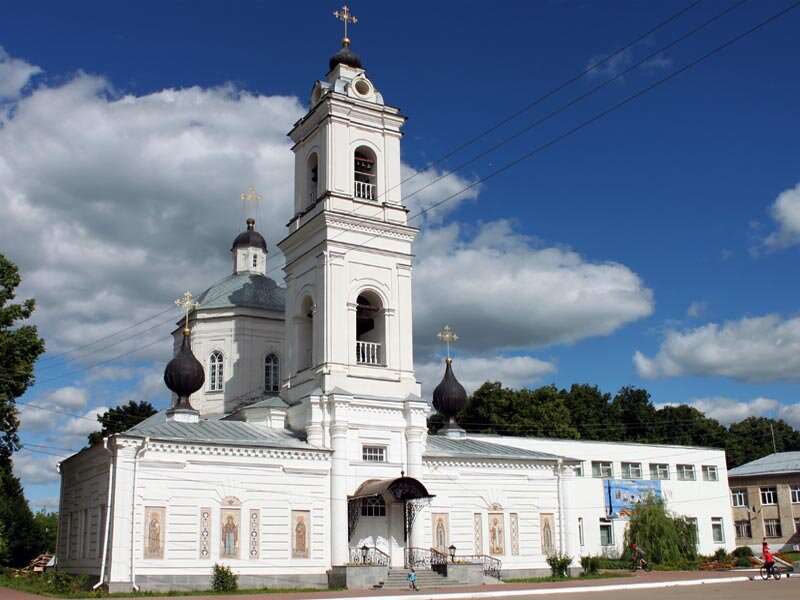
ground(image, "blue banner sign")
xmin=604 ymin=479 xmax=661 ymax=519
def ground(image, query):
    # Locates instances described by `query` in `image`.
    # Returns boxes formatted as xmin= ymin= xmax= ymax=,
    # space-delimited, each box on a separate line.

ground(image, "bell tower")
xmin=278 ymin=15 xmax=420 ymax=407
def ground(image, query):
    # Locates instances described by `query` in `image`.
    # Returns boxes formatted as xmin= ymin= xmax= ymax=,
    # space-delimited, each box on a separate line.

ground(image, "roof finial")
xmin=175 ymin=291 xmax=200 ymax=335
xmin=436 ymin=325 xmax=459 ymax=363
xmin=240 ymin=185 xmax=262 ymax=223
xmin=333 ymin=5 xmax=358 ymax=47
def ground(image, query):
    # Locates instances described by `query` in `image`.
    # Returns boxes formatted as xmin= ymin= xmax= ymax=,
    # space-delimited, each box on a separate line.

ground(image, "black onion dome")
xmin=231 ymin=218 xmax=267 ymax=252
xmin=164 ymin=331 xmax=205 ymax=410
xmin=432 ymin=359 xmax=467 ymax=419
xmin=329 ymin=44 xmax=363 ymax=71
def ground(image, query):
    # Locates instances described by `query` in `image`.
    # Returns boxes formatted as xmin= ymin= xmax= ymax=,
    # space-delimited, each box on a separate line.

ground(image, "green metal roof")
xmin=424 ymin=436 xmax=569 ymax=462
xmin=194 ymin=272 xmax=285 ymax=312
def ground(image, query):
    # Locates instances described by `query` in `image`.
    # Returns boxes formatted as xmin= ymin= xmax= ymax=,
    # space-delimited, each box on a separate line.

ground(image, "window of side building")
xmin=599 ymin=519 xmax=613 ymax=545
xmin=649 ymin=463 xmax=669 ymax=480
xmin=764 ymin=518 xmax=782 ymax=538
xmin=711 ymin=517 xmax=725 ymax=543
xmin=621 ymin=462 xmax=641 ymax=479
xmin=702 ymin=465 xmax=718 ymax=481
xmin=760 ymin=487 xmax=778 ymax=505
xmin=676 ymin=464 xmax=696 ymax=481
xmin=735 ymin=519 xmax=752 ymax=539
xmin=791 ymin=485 xmax=800 ymax=504
xmin=731 ymin=488 xmax=749 ymax=507
xmin=573 ymin=462 xmax=584 ymax=477
xmin=592 ymin=461 xmax=613 ymax=478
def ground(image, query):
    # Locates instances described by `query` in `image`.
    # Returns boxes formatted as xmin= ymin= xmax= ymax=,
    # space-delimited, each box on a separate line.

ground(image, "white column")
xmin=560 ymin=466 xmax=580 ymax=567
xmin=107 ymin=440 xmax=141 ymax=591
xmin=330 ymin=407 xmax=350 ymax=565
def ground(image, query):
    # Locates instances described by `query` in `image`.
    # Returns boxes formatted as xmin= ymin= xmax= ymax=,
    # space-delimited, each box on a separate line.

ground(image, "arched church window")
xmin=361 ymin=496 xmax=386 ymax=517
xmin=307 ymin=152 xmax=319 ymax=207
xmin=355 ymin=292 xmax=384 ymax=366
xmin=252 ymin=255 xmax=258 ymax=268
xmin=209 ymin=351 xmax=224 ymax=391
xmin=264 ymin=353 xmax=280 ymax=393
xmin=296 ymin=296 xmax=314 ymax=372
xmin=353 ymin=146 xmax=376 ymax=201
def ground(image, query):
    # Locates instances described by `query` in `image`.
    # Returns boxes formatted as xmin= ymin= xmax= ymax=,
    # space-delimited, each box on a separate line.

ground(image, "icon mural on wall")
xmin=488 ymin=512 xmax=505 ymax=556
xmin=144 ymin=507 xmax=165 ymax=559
xmin=474 ymin=513 xmax=483 ymax=554
xmin=249 ymin=509 xmax=260 ymax=559
xmin=510 ymin=513 xmax=520 ymax=556
xmin=292 ymin=510 xmax=310 ymax=558
xmin=199 ymin=507 xmax=211 ymax=559
xmin=220 ymin=509 xmax=241 ymax=559
xmin=431 ymin=513 xmax=449 ymax=553
xmin=540 ymin=513 xmax=555 ymax=556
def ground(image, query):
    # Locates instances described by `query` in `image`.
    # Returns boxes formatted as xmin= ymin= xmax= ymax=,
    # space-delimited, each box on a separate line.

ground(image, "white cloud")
xmin=14 ymin=453 xmax=60 ymax=485
xmin=634 ymin=313 xmax=800 ymax=382
xmin=686 ymin=301 xmax=707 ymax=319
xmin=19 ymin=386 xmax=90 ymax=434
xmin=401 ymin=163 xmax=481 ymax=224
xmin=586 ymin=48 xmax=633 ymax=80
xmin=416 ymin=355 xmax=557 ymax=399
xmin=668 ymin=396 xmax=781 ymax=426
xmin=778 ymin=403 xmax=800 ymax=430
xmin=0 ymin=47 xmax=41 ymax=100
xmin=413 ymin=220 xmax=654 ymax=354
xmin=763 ymin=181 xmax=800 ymax=250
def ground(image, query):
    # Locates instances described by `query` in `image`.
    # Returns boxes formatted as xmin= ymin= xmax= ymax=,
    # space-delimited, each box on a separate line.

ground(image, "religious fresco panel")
xmin=510 ymin=513 xmax=519 ymax=556
xmin=540 ymin=513 xmax=555 ymax=556
xmin=220 ymin=509 xmax=241 ymax=559
xmin=249 ymin=509 xmax=260 ymax=559
xmin=431 ymin=513 xmax=449 ymax=554
xmin=143 ymin=506 xmax=165 ymax=559
xmin=199 ymin=507 xmax=211 ymax=559
xmin=488 ymin=512 xmax=505 ymax=556
xmin=291 ymin=510 xmax=311 ymax=558
xmin=473 ymin=513 xmax=483 ymax=555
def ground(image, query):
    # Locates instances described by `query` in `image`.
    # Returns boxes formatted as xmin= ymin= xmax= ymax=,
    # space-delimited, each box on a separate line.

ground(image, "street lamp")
xmin=448 ymin=544 xmax=456 ymax=562
xmin=360 ymin=544 xmax=369 ymax=564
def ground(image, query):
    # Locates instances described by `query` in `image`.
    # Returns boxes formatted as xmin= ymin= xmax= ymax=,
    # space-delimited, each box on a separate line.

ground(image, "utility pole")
xmin=770 ymin=423 xmax=777 ymax=454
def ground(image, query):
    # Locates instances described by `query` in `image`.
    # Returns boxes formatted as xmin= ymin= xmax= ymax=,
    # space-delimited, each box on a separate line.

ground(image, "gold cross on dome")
xmin=436 ymin=325 xmax=459 ymax=360
xmin=175 ymin=291 xmax=200 ymax=333
xmin=333 ymin=5 xmax=358 ymax=42
xmin=240 ymin=185 xmax=262 ymax=205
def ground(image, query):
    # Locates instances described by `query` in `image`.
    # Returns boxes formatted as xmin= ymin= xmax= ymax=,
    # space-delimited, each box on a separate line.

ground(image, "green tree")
xmin=504 ymin=385 xmax=579 ymax=439
xmin=612 ymin=386 xmax=657 ymax=442
xmin=33 ymin=509 xmax=59 ymax=554
xmin=0 ymin=463 xmax=41 ymax=566
xmin=650 ymin=404 xmax=728 ymax=448
xmin=623 ymin=495 xmax=696 ymax=565
xmin=726 ymin=417 xmax=800 ymax=468
xmin=0 ymin=254 xmax=46 ymax=460
xmin=87 ymin=400 xmax=157 ymax=445
xmin=563 ymin=384 xmax=623 ymax=441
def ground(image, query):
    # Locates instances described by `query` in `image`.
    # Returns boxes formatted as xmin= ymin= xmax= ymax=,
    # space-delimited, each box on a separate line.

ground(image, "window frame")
xmin=764 ymin=518 xmax=782 ymax=538
xmin=760 ymin=486 xmax=778 ymax=506
xmin=621 ymin=462 xmax=642 ymax=479
xmin=649 ymin=463 xmax=670 ymax=480
xmin=361 ymin=496 xmax=386 ymax=517
xmin=791 ymin=485 xmax=800 ymax=504
xmin=676 ymin=464 xmax=696 ymax=481
xmin=591 ymin=461 xmax=613 ymax=479
xmin=702 ymin=465 xmax=719 ymax=481
xmin=599 ymin=519 xmax=614 ymax=546
xmin=734 ymin=519 xmax=752 ymax=539
xmin=208 ymin=351 xmax=224 ymax=392
xmin=711 ymin=517 xmax=725 ymax=544
xmin=362 ymin=445 xmax=387 ymax=463
xmin=731 ymin=487 xmax=749 ymax=507
xmin=573 ymin=462 xmax=584 ymax=477
xmin=264 ymin=353 xmax=281 ymax=393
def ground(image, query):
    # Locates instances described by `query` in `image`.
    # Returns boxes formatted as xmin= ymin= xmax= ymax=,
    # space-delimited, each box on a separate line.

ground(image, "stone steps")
xmin=374 ymin=569 xmax=464 ymax=590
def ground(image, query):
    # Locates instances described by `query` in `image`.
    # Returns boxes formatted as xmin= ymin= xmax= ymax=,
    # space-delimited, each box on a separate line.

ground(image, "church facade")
xmin=56 ymin=27 xmax=736 ymax=592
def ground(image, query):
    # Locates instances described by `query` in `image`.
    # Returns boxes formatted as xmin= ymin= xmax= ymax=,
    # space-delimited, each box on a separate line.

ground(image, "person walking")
xmin=407 ymin=567 xmax=418 ymax=591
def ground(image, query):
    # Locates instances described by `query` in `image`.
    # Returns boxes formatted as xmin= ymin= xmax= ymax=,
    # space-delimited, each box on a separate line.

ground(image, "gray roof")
xmin=194 ymin=272 xmax=285 ymax=312
xmin=243 ymin=397 xmax=289 ymax=410
xmin=424 ymin=436 xmax=569 ymax=462
xmin=728 ymin=452 xmax=800 ymax=477
xmin=126 ymin=411 xmax=318 ymax=451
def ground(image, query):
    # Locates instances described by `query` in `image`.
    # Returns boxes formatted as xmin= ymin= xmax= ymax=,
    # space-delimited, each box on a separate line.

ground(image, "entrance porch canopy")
xmin=348 ymin=476 xmax=435 ymax=541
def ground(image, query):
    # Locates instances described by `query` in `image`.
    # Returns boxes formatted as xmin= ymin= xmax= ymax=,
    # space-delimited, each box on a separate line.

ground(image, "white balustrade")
xmin=354 ymin=180 xmax=376 ymax=200
xmin=356 ymin=341 xmax=381 ymax=365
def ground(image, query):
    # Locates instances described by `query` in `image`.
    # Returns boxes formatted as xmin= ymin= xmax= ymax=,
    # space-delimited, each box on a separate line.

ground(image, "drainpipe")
xmin=556 ymin=459 xmax=565 ymax=555
xmin=129 ymin=438 xmax=148 ymax=591
xmin=93 ymin=437 xmax=115 ymax=589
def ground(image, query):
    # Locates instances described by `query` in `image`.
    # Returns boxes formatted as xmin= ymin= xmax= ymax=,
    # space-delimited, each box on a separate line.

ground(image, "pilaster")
xmin=107 ymin=438 xmax=144 ymax=588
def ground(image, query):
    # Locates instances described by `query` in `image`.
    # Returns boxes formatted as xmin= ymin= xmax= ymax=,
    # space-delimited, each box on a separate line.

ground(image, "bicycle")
xmin=760 ymin=564 xmax=780 ymax=580
xmin=630 ymin=559 xmax=652 ymax=572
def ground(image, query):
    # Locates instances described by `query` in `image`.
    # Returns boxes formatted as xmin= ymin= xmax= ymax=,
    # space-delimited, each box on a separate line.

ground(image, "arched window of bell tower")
xmin=353 ymin=146 xmax=377 ymax=201
xmin=355 ymin=291 xmax=385 ymax=366
xmin=306 ymin=152 xmax=319 ymax=207
xmin=296 ymin=296 xmax=315 ymax=372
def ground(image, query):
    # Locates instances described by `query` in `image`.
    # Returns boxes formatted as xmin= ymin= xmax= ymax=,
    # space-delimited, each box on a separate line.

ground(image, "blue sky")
xmin=1 ymin=0 xmax=799 ymax=509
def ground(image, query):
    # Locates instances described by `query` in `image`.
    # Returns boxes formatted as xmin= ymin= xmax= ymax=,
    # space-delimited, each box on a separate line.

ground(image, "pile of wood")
xmin=21 ymin=553 xmax=53 ymax=573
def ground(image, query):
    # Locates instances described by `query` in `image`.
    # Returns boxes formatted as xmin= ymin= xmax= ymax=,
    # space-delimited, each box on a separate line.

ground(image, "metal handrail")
xmin=452 ymin=553 xmax=502 ymax=578
xmin=430 ymin=547 xmax=448 ymax=576
xmin=349 ymin=546 xmax=390 ymax=566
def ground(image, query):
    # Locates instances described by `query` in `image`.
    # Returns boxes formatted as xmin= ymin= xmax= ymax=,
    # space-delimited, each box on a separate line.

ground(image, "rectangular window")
xmin=600 ymin=520 xmax=613 ymax=546
xmin=677 ymin=464 xmax=696 ymax=481
xmin=573 ymin=462 xmax=584 ymax=477
xmin=96 ymin=505 xmax=105 ymax=559
xmin=795 ymin=517 xmax=800 ymax=534
xmin=578 ymin=517 xmax=584 ymax=547
xmin=361 ymin=496 xmax=386 ymax=517
xmin=649 ymin=463 xmax=670 ymax=480
xmin=760 ymin=486 xmax=778 ymax=505
xmin=711 ymin=517 xmax=725 ymax=543
xmin=735 ymin=520 xmax=752 ymax=539
xmin=362 ymin=445 xmax=386 ymax=462
xmin=252 ymin=255 xmax=258 ymax=268
xmin=791 ymin=485 xmax=800 ymax=504
xmin=764 ymin=519 xmax=782 ymax=538
xmin=622 ymin=462 xmax=642 ymax=479
xmin=731 ymin=488 xmax=749 ymax=507
xmin=702 ymin=465 xmax=718 ymax=481
xmin=592 ymin=461 xmax=613 ymax=478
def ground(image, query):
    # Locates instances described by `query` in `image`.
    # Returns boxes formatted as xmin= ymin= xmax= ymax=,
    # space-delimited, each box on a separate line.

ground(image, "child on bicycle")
xmin=763 ymin=547 xmax=776 ymax=577
xmin=631 ymin=542 xmax=648 ymax=570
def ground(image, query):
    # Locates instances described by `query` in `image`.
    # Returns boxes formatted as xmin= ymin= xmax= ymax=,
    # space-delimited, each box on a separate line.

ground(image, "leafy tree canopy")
xmin=623 ymin=495 xmax=697 ymax=565
xmin=87 ymin=400 xmax=157 ymax=446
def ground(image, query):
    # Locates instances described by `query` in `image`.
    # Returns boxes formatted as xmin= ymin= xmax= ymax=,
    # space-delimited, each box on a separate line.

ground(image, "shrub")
xmin=211 ymin=563 xmax=238 ymax=592
xmin=732 ymin=546 xmax=753 ymax=558
xmin=580 ymin=555 xmax=600 ymax=574
xmin=546 ymin=553 xmax=572 ymax=578
xmin=735 ymin=557 xmax=752 ymax=568
xmin=713 ymin=548 xmax=728 ymax=561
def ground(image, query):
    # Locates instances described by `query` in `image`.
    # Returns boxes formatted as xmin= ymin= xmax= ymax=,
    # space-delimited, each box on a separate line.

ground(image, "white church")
xmin=56 ymin=14 xmax=736 ymax=592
